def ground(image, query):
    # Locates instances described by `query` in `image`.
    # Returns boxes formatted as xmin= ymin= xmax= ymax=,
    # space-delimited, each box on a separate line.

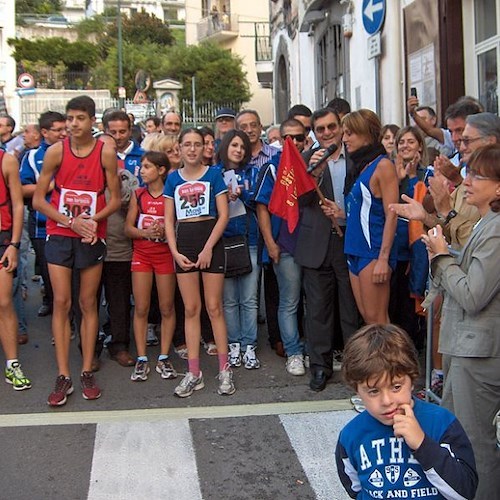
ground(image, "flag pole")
xmin=312 ymin=181 xmax=344 ymax=237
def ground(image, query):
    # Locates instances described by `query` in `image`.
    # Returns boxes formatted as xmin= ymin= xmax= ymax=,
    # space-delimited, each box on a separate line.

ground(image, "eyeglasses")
xmin=458 ymin=136 xmax=484 ymax=147
xmin=49 ymin=127 xmax=66 ymax=133
xmin=466 ymin=169 xmax=495 ymax=181
xmin=181 ymin=142 xmax=203 ymax=150
xmin=283 ymin=134 xmax=306 ymax=142
xmin=314 ymin=123 xmax=338 ymax=134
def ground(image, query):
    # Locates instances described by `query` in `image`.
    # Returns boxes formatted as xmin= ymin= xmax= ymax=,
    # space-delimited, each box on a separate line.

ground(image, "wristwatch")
xmin=9 ymin=242 xmax=21 ymax=249
xmin=444 ymin=209 xmax=458 ymax=225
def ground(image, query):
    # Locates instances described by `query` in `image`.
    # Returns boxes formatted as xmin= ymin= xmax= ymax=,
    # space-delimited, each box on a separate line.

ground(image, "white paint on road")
xmin=0 ymin=399 xmax=352 ymax=428
xmin=280 ymin=410 xmax=354 ymax=500
xmin=88 ymin=420 xmax=202 ymax=500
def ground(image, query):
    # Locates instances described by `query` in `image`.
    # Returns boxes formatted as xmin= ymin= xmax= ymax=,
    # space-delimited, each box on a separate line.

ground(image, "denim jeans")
xmin=223 ymin=246 xmax=260 ymax=349
xmin=273 ymin=252 xmax=302 ymax=356
xmin=13 ymin=220 xmax=30 ymax=335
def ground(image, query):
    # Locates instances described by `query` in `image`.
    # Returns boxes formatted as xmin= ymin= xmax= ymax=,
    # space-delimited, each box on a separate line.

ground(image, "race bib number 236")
xmin=175 ymin=181 xmax=210 ymax=220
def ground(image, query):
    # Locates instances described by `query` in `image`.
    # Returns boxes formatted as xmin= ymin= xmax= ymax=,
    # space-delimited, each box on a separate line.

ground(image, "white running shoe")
xmin=217 ymin=365 xmax=236 ymax=395
xmin=286 ymin=354 xmax=305 ymax=376
xmin=131 ymin=360 xmax=150 ymax=381
xmin=174 ymin=371 xmax=204 ymax=398
xmin=243 ymin=345 xmax=260 ymax=369
xmin=228 ymin=342 xmax=242 ymax=368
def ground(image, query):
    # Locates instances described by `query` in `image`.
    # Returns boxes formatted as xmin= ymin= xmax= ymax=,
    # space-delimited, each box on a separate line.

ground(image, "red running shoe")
xmin=80 ymin=371 xmax=101 ymax=400
xmin=48 ymin=375 xmax=74 ymax=406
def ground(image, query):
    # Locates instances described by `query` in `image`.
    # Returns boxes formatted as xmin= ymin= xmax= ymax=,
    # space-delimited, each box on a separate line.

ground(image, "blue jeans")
xmin=223 ymin=246 xmax=260 ymax=349
xmin=13 ymin=220 xmax=30 ymax=335
xmin=273 ymin=252 xmax=302 ymax=356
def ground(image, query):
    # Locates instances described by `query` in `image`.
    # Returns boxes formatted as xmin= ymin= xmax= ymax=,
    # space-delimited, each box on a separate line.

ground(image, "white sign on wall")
xmin=408 ymin=43 xmax=436 ymax=109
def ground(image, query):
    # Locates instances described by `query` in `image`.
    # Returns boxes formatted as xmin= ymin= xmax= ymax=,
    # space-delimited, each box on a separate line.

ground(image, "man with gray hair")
xmin=390 ymin=111 xmax=500 ymax=249
xmin=236 ymin=109 xmax=279 ymax=168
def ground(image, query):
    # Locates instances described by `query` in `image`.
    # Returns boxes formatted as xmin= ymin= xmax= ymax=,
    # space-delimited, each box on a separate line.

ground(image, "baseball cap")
xmin=215 ymin=107 xmax=236 ymax=120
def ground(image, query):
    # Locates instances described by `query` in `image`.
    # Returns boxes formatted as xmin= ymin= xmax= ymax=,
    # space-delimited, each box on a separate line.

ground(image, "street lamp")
xmin=117 ymin=0 xmax=124 ymax=109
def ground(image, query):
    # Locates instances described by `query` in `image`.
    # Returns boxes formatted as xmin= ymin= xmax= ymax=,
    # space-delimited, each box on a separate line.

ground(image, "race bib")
xmin=175 ymin=181 xmax=210 ymax=220
xmin=138 ymin=213 xmax=164 ymax=230
xmin=57 ymin=188 xmax=97 ymax=226
xmin=138 ymin=213 xmax=165 ymax=242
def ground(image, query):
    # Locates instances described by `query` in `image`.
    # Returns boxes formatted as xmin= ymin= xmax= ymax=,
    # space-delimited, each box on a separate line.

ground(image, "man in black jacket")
xmin=295 ymin=108 xmax=361 ymax=391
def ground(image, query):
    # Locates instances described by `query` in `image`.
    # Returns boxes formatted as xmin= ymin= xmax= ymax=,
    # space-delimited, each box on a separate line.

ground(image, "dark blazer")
xmin=294 ymin=149 xmax=352 ymax=269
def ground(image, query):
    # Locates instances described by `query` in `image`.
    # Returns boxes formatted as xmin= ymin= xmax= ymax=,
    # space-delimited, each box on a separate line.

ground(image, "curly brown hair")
xmin=342 ymin=324 xmax=420 ymax=391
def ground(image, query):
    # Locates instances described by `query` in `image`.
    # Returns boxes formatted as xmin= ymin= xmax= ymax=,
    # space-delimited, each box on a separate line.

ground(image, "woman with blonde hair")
xmin=340 ymin=109 xmax=399 ymax=324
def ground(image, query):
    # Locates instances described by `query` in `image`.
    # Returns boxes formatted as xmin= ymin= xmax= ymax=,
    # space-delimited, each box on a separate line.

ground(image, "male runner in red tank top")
xmin=0 ymin=150 xmax=32 ymax=391
xmin=33 ymin=96 xmax=121 ymax=406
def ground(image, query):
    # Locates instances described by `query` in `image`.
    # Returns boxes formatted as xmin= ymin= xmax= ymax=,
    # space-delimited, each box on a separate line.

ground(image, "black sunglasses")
xmin=283 ymin=133 xmax=306 ymax=142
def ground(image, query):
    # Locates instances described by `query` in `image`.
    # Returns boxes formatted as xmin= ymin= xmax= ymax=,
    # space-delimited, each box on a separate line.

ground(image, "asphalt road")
xmin=1 ymin=269 xmax=356 ymax=500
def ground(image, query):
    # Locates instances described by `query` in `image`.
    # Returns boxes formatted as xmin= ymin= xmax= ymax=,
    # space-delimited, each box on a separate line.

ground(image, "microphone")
xmin=307 ymin=143 xmax=338 ymax=173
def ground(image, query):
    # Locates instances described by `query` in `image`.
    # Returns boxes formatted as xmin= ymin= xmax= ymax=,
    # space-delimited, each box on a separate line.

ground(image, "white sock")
xmin=6 ymin=359 xmax=19 ymax=370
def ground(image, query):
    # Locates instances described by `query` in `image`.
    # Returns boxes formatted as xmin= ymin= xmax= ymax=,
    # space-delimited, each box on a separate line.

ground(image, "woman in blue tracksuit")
xmin=212 ymin=130 xmax=261 ymax=369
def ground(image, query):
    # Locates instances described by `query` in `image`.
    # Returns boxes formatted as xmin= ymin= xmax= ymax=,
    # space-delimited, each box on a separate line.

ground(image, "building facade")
xmin=0 ymin=0 xmax=18 ymax=117
xmin=64 ymin=0 xmax=185 ymax=23
xmin=184 ymin=0 xmax=274 ymax=125
xmin=270 ymin=0 xmax=498 ymax=127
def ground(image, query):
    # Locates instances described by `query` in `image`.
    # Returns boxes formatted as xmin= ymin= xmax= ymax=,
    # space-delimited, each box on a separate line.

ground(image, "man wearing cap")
xmin=214 ymin=107 xmax=236 ymax=150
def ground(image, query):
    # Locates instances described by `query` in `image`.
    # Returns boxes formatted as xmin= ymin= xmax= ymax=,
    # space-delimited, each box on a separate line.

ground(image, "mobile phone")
xmin=410 ymin=87 xmax=418 ymax=98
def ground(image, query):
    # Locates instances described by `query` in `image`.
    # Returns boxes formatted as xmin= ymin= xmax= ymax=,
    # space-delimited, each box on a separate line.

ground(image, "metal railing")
xmin=197 ymin=12 xmax=239 ymax=40
xmin=181 ymin=99 xmax=242 ymax=126
xmin=254 ymin=22 xmax=271 ymax=62
xmin=26 ymin=68 xmax=107 ymax=90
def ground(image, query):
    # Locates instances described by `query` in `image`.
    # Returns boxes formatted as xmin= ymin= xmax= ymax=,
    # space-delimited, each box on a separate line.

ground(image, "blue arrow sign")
xmin=362 ymin=0 xmax=386 ymax=35
xmin=16 ymin=88 xmax=36 ymax=96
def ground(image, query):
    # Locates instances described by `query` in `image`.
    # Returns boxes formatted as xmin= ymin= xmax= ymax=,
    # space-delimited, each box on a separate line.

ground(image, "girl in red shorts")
xmin=125 ymin=152 xmax=177 ymax=382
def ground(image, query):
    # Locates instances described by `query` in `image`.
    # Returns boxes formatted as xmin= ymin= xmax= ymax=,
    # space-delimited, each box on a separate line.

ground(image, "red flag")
xmin=269 ymin=137 xmax=317 ymax=232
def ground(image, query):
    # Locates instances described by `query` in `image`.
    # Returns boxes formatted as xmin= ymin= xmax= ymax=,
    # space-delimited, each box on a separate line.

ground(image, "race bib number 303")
xmin=175 ymin=181 xmax=210 ymax=220
xmin=57 ymin=188 xmax=98 ymax=226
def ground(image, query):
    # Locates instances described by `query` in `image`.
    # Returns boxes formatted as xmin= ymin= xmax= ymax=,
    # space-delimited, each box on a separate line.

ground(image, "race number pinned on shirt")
xmin=175 ymin=181 xmax=210 ymax=220
xmin=138 ymin=214 xmax=165 ymax=242
xmin=138 ymin=213 xmax=164 ymax=229
xmin=57 ymin=188 xmax=97 ymax=226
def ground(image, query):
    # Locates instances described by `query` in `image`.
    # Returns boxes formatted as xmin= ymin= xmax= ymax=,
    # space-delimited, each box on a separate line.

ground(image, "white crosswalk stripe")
xmin=280 ymin=411 xmax=353 ymax=500
xmin=85 ymin=409 xmax=356 ymax=499
xmin=88 ymin=421 xmax=203 ymax=500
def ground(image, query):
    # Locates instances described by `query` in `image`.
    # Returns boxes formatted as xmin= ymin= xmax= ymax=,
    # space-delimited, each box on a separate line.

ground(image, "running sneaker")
xmin=131 ymin=360 xmax=150 ymax=381
xmin=228 ymin=342 xmax=242 ymax=368
xmin=174 ymin=371 xmax=205 ymax=398
xmin=81 ymin=371 xmax=101 ymax=400
xmin=156 ymin=359 xmax=177 ymax=379
xmin=47 ymin=375 xmax=74 ymax=406
xmin=332 ymin=350 xmax=343 ymax=372
xmin=304 ymin=355 xmax=310 ymax=368
xmin=5 ymin=362 xmax=32 ymax=391
xmin=204 ymin=341 xmax=218 ymax=356
xmin=217 ymin=365 xmax=236 ymax=395
xmin=286 ymin=354 xmax=306 ymax=376
xmin=174 ymin=345 xmax=189 ymax=360
xmin=242 ymin=345 xmax=260 ymax=369
xmin=146 ymin=324 xmax=159 ymax=346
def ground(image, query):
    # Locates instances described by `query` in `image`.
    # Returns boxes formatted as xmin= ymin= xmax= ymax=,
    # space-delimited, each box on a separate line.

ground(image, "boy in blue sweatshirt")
xmin=336 ymin=324 xmax=478 ymax=499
